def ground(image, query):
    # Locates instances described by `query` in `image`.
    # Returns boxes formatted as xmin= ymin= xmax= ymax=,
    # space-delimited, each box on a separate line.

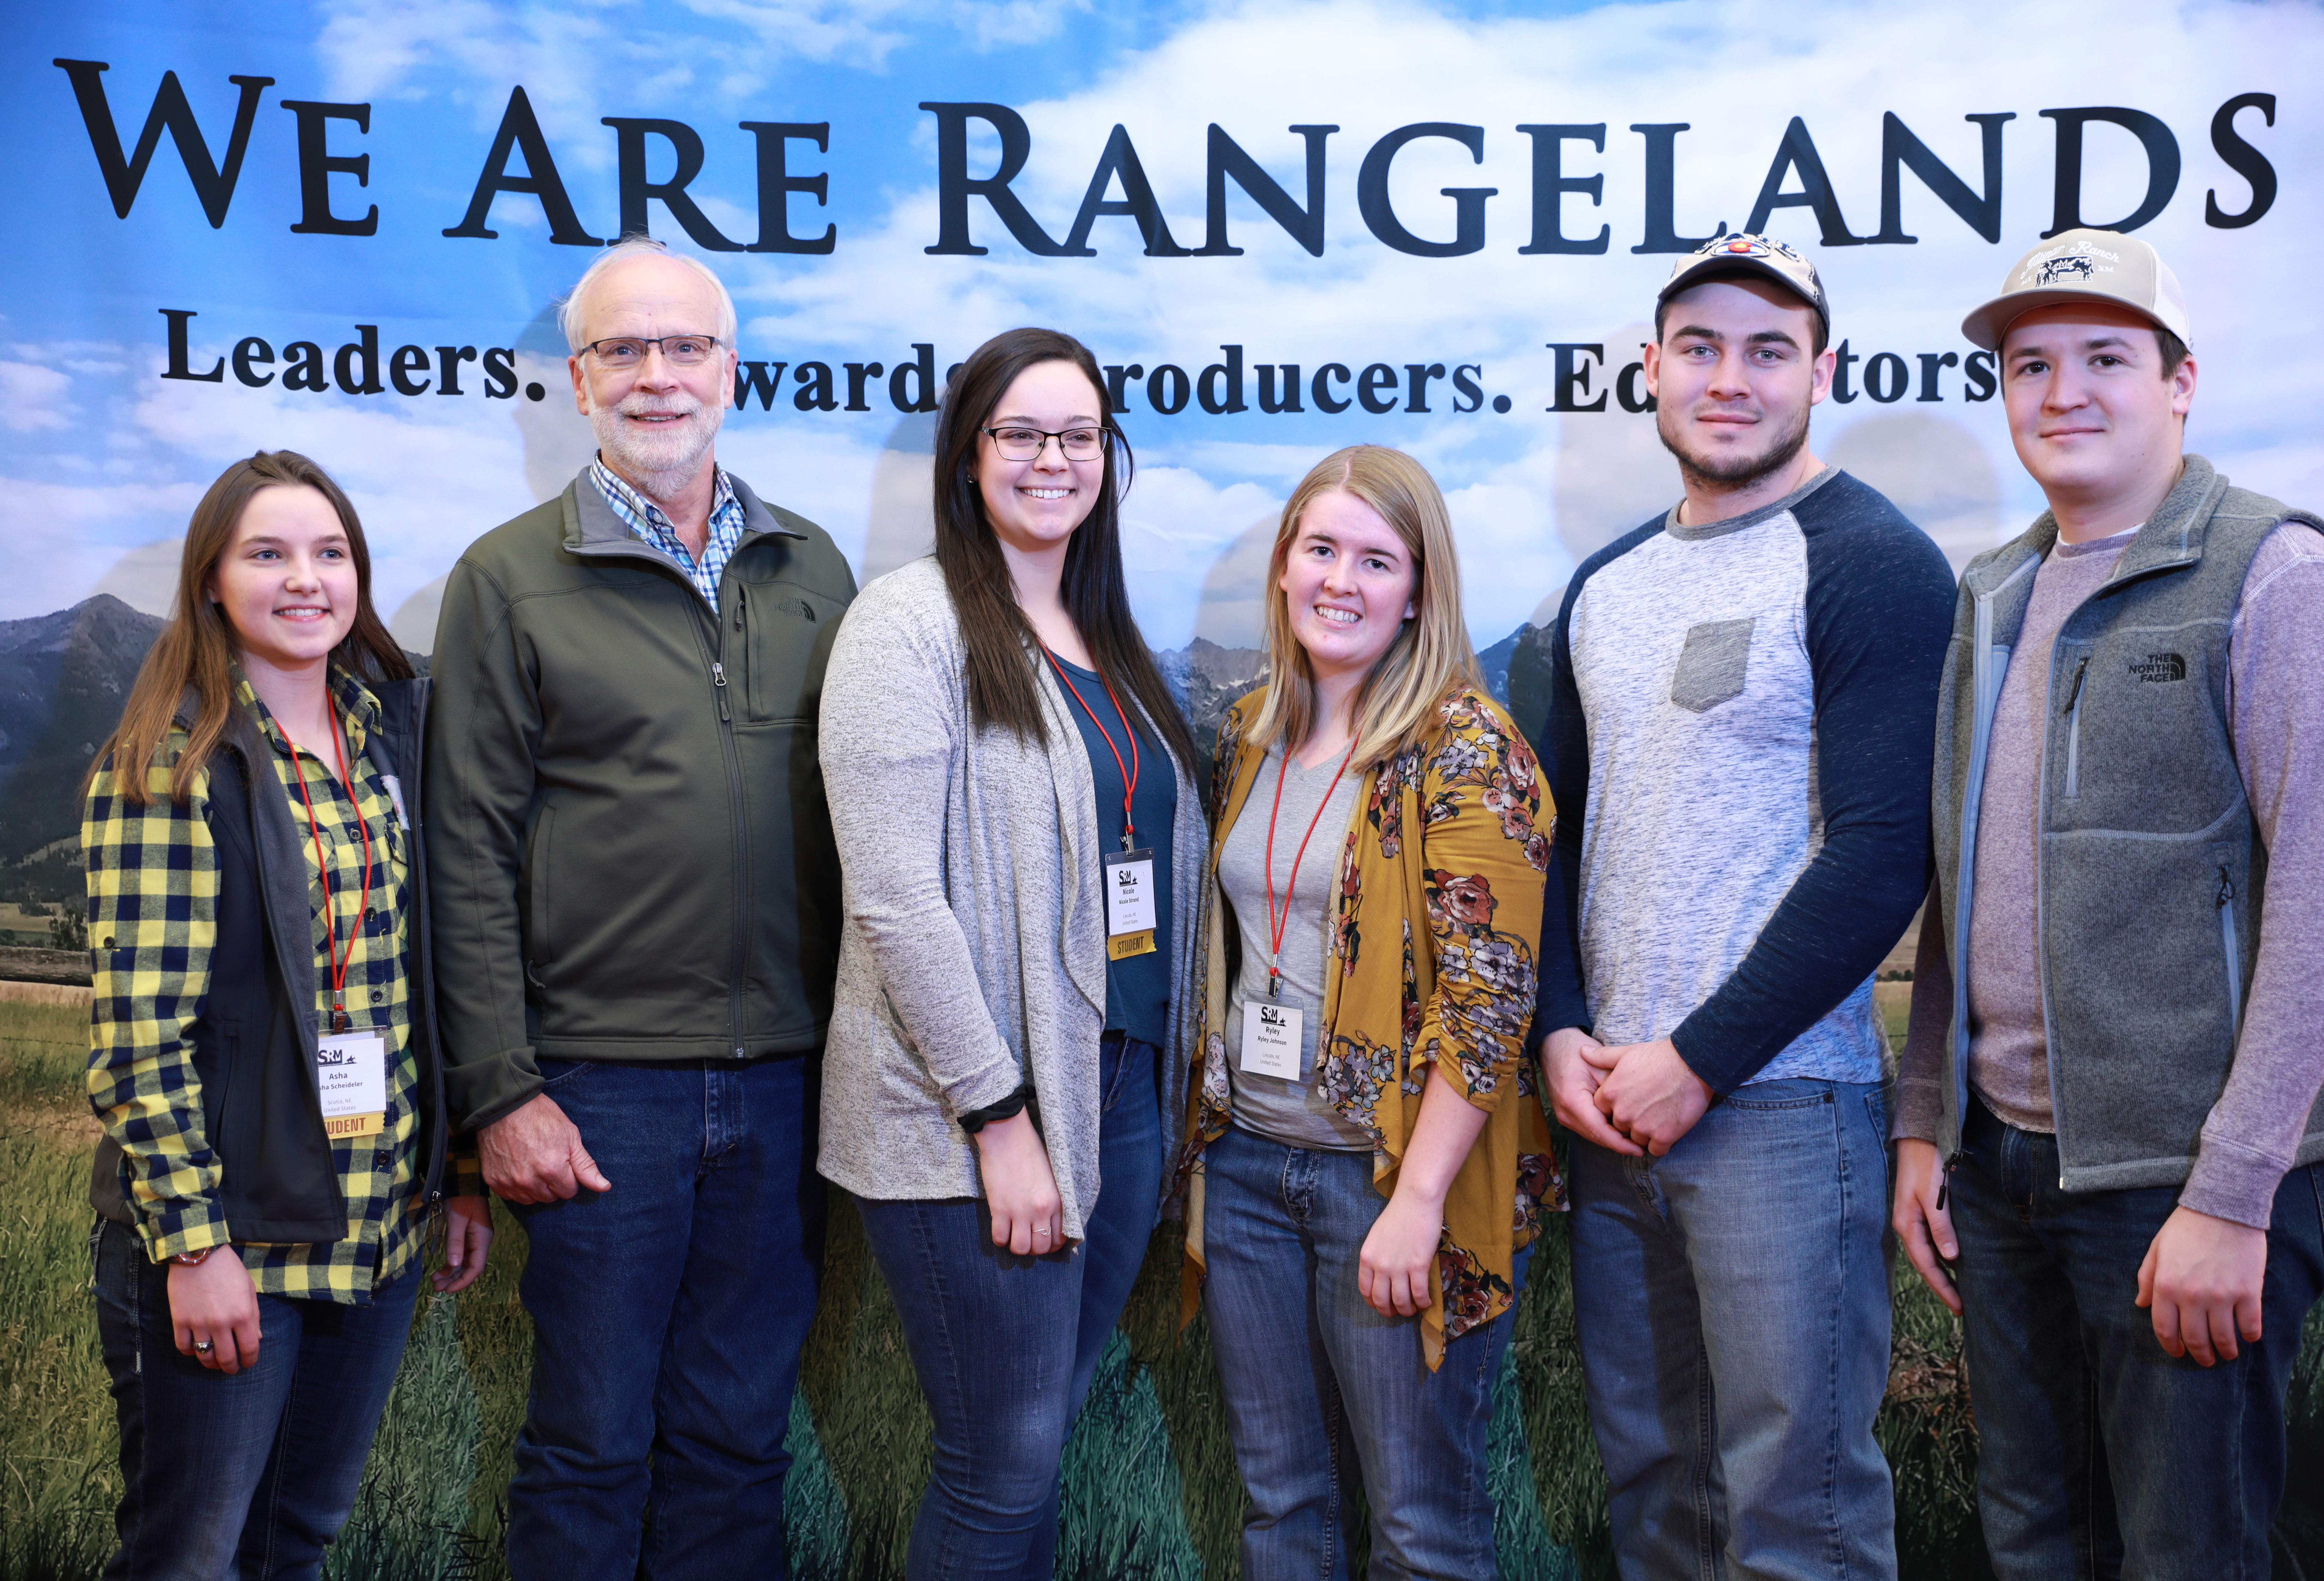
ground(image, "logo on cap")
xmin=1695 ymin=234 xmax=1808 ymax=267
xmin=2035 ymin=254 xmax=2096 ymax=287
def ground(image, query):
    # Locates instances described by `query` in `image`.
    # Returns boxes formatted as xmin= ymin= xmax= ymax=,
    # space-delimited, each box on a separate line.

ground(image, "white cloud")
xmin=0 ymin=477 xmax=210 ymax=620
xmin=0 ymin=362 xmax=74 ymax=432
xmin=1119 ymin=464 xmax=1286 ymax=648
xmin=18 ymin=0 xmax=2324 ymax=649
xmin=313 ymin=0 xmax=1094 ymax=143
xmin=718 ymin=0 xmax=2324 ymax=637
xmin=128 ymin=362 xmax=540 ymax=615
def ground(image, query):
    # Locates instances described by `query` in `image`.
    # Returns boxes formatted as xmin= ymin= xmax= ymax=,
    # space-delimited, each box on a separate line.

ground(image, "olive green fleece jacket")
xmin=425 ymin=471 xmax=857 ymax=1129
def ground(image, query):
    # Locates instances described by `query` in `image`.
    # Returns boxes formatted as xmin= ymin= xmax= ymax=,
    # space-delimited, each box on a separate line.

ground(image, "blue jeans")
xmin=1569 ymin=1077 xmax=1895 ymax=1581
xmin=1950 ymin=1096 xmax=2324 ymax=1581
xmin=91 ymin=1215 xmax=422 ymax=1581
xmin=854 ymin=1034 xmax=1164 ymax=1581
xmin=1199 ymin=1125 xmax=1528 ymax=1581
xmin=507 ymin=1052 xmax=824 ymax=1581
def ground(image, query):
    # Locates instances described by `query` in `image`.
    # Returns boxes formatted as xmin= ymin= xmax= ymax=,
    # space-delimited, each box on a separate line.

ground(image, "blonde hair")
xmin=1248 ymin=444 xmax=1480 ymax=768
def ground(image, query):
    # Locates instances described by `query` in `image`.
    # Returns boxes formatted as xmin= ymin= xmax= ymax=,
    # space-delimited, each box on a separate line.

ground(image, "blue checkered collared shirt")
xmin=590 ymin=457 xmax=748 ymax=612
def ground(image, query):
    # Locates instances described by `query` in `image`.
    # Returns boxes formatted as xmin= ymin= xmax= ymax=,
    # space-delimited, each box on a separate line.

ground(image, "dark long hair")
xmin=932 ymin=328 xmax=1198 ymax=776
xmin=94 ymin=450 xmax=413 ymax=805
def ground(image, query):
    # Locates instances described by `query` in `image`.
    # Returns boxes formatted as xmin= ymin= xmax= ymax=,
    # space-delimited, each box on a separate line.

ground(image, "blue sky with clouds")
xmin=6 ymin=0 xmax=2320 ymax=651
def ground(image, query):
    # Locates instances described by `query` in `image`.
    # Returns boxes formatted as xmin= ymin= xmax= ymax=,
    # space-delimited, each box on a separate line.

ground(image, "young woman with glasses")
xmin=82 ymin=450 xmax=490 ymax=1580
xmin=814 ymin=327 xmax=1207 ymax=1577
xmin=1175 ymin=445 xmax=1560 ymax=1579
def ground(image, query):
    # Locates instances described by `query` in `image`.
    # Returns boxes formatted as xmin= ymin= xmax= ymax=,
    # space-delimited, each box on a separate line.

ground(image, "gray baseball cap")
xmin=1657 ymin=233 xmax=1830 ymax=338
xmin=1960 ymin=228 xmax=2192 ymax=351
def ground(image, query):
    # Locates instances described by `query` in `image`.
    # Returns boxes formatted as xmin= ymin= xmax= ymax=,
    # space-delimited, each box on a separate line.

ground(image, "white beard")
xmin=589 ymin=392 xmax=723 ymax=490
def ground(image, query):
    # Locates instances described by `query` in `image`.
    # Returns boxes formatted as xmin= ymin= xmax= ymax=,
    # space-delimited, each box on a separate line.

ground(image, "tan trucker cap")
xmin=1960 ymin=228 xmax=2192 ymax=351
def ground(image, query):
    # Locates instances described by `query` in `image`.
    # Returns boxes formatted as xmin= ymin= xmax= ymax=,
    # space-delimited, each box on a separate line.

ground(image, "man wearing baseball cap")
xmin=1892 ymin=228 xmax=2324 ymax=1577
xmin=1528 ymin=234 xmax=1955 ymax=1579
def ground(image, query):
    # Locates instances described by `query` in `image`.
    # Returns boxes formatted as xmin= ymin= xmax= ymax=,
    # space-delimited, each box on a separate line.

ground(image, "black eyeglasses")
xmin=981 ymin=425 xmax=1108 ymax=462
xmin=579 ymin=334 xmax=723 ymax=369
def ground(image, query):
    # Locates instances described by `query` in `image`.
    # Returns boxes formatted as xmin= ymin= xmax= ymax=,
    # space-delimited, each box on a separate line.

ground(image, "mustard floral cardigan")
xmin=1177 ymin=683 xmax=1565 ymax=1368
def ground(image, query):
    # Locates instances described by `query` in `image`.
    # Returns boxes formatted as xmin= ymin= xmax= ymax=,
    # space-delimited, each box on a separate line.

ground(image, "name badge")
xmin=316 ymin=1030 xmax=387 ymax=1139
xmin=1104 ymin=847 xmax=1156 ymax=960
xmin=1239 ymin=1000 xmax=1302 ymax=1080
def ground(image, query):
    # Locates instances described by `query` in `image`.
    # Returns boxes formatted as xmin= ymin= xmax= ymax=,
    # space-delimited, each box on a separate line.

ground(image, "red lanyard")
xmin=287 ymin=703 xmax=374 ymax=1034
xmin=1262 ymin=741 xmax=1356 ymax=998
xmin=1040 ymin=645 xmax=1142 ymax=851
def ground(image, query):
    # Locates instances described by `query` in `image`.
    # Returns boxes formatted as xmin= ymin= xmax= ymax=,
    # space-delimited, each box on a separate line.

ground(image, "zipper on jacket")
xmin=2059 ymin=656 xmax=2089 ymax=799
xmin=734 ymin=587 xmax=749 ymax=719
xmin=705 ymin=585 xmax=753 ymax=1060
xmin=2218 ymin=865 xmax=2242 ymax=1046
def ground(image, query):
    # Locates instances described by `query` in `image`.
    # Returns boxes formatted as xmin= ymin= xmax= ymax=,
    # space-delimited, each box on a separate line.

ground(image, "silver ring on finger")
xmin=194 ymin=1340 xmax=214 ymax=1354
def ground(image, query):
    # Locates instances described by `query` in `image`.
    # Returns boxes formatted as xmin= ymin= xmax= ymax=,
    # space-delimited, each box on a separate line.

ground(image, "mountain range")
xmin=0 ymin=596 xmax=166 ymax=898
xmin=0 ymin=596 xmax=1548 ymax=902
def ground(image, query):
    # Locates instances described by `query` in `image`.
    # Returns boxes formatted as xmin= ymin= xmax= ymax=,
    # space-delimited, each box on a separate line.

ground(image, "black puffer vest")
xmin=90 ymin=680 xmax=451 ymax=1241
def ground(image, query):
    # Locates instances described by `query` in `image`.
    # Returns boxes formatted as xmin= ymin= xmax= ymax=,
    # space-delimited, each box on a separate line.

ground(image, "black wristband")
xmin=958 ymin=1083 xmax=1036 ymax=1136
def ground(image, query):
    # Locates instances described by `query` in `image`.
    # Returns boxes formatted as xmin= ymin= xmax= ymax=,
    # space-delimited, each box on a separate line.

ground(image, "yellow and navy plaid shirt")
xmin=85 ymin=669 xmax=480 ymax=1303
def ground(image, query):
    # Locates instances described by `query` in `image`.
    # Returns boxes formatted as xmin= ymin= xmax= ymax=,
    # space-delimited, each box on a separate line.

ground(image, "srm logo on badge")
xmin=2130 ymin=651 xmax=2188 ymax=683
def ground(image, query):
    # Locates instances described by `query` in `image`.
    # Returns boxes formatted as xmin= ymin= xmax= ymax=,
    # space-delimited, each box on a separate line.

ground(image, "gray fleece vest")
xmin=1929 ymin=456 xmax=2324 ymax=1189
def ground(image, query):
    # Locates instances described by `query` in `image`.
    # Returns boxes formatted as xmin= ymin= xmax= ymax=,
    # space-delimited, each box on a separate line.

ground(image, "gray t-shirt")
xmin=1219 ymin=740 xmax=1373 ymax=1152
xmin=1965 ymin=528 xmax=2136 ymax=1131
xmin=1563 ymin=467 xmax=1892 ymax=1084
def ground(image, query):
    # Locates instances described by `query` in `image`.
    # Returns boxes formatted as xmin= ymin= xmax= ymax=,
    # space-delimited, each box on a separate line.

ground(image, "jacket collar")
xmin=1970 ymin=453 xmax=2226 ymax=601
xmin=560 ymin=463 xmax=805 ymax=559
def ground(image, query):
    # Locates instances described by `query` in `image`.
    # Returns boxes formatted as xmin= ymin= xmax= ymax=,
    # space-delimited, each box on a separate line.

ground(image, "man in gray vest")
xmin=1891 ymin=229 xmax=2324 ymax=1578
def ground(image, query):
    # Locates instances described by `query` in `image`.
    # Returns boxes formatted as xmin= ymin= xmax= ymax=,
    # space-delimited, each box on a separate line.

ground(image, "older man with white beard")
xmin=425 ymin=238 xmax=856 ymax=1581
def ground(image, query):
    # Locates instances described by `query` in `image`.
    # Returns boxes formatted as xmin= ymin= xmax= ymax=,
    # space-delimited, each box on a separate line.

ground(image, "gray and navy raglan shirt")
xmin=1530 ymin=466 xmax=1957 ymax=1094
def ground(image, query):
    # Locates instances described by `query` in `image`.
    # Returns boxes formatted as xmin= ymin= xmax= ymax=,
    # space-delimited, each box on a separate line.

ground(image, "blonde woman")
xmin=1178 ymin=445 xmax=1559 ymax=1578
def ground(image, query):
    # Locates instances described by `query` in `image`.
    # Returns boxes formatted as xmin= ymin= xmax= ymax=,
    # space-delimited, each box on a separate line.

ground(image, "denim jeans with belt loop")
xmin=91 ymin=1216 xmax=422 ymax=1581
xmin=1949 ymin=1093 xmax=2324 ymax=1581
xmin=854 ymin=1032 xmax=1165 ymax=1581
xmin=1197 ymin=1123 xmax=1530 ymax=1581
xmin=505 ymin=1050 xmax=825 ymax=1581
xmin=1567 ymin=1076 xmax=1897 ymax=1581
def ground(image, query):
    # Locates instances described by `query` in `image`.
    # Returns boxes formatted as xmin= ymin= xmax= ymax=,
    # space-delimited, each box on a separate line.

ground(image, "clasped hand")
xmin=1543 ymin=1028 xmax=1712 ymax=1157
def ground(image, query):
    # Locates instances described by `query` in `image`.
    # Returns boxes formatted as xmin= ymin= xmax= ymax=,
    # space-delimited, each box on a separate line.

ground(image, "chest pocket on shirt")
xmin=1670 ymin=617 xmax=1756 ymax=713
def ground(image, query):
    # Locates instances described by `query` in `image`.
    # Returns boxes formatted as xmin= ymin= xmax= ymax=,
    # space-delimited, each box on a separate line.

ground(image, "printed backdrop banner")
xmin=5 ymin=0 xmax=2317 ymax=667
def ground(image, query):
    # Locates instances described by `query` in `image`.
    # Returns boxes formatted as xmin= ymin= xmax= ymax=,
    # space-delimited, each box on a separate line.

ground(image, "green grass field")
xmin=4 ymin=1000 xmax=2318 ymax=1580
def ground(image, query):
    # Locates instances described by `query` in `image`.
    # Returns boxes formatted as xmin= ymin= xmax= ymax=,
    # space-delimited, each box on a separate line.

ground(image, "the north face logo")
xmin=2130 ymin=652 xmax=2187 ymax=683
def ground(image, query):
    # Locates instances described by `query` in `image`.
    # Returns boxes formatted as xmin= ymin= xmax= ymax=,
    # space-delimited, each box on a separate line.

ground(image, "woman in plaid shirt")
xmin=82 ymin=451 xmax=490 ymax=1581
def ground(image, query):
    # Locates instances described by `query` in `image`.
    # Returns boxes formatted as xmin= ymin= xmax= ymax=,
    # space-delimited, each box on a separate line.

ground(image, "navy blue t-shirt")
xmin=1052 ymin=655 xmax=1175 ymax=1050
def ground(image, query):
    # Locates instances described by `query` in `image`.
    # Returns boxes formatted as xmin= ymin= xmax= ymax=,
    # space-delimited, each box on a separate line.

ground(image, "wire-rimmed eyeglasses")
xmin=578 ymin=334 xmax=723 ymax=369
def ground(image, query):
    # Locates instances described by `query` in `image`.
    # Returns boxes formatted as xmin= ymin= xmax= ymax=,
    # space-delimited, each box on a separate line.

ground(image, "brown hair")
xmin=2156 ymin=327 xmax=2191 ymax=381
xmin=94 ymin=451 xmax=413 ymax=806
xmin=1247 ymin=445 xmax=1482 ymax=768
xmin=930 ymin=327 xmax=1196 ymax=774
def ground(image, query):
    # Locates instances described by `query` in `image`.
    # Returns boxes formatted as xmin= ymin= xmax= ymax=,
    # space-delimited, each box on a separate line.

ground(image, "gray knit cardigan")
xmin=815 ymin=557 xmax=1207 ymax=1238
